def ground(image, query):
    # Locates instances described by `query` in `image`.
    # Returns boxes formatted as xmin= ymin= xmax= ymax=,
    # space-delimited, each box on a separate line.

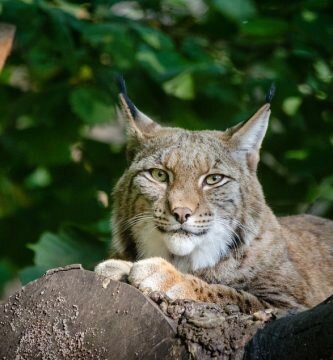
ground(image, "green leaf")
xmin=83 ymin=23 xmax=136 ymax=69
xmin=25 ymin=167 xmax=52 ymax=189
xmin=13 ymin=127 xmax=74 ymax=166
xmin=29 ymin=228 xmax=106 ymax=271
xmin=0 ymin=259 xmax=15 ymax=295
xmin=70 ymin=87 xmax=115 ymax=124
xmin=213 ymin=0 xmax=257 ymax=22
xmin=51 ymin=0 xmax=90 ymax=20
xmin=83 ymin=23 xmax=120 ymax=45
xmin=285 ymin=149 xmax=309 ymax=160
xmin=282 ymin=97 xmax=302 ymax=116
xmin=136 ymin=47 xmax=167 ymax=75
xmin=240 ymin=18 xmax=288 ymax=37
xmin=314 ymin=60 xmax=333 ymax=83
xmin=27 ymin=47 xmax=61 ymax=80
xmin=162 ymin=72 xmax=195 ymax=100
xmin=132 ymin=24 xmax=174 ymax=50
xmin=0 ymin=177 xmax=31 ymax=218
xmin=41 ymin=6 xmax=77 ymax=71
xmin=136 ymin=45 xmax=188 ymax=78
xmin=319 ymin=176 xmax=333 ymax=201
xmin=19 ymin=266 xmax=46 ymax=286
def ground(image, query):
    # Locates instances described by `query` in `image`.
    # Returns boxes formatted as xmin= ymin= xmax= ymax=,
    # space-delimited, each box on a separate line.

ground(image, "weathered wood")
xmin=0 ymin=265 xmax=185 ymax=360
xmin=149 ymin=292 xmax=265 ymax=359
xmin=1 ymin=266 xmax=332 ymax=359
xmin=0 ymin=23 xmax=15 ymax=71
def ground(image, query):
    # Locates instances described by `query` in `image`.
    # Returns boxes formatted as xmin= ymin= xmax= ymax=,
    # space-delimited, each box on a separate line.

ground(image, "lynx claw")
xmin=95 ymin=259 xmax=133 ymax=282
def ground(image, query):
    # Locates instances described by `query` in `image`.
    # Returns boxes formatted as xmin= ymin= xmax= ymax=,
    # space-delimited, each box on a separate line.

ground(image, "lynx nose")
xmin=172 ymin=207 xmax=192 ymax=224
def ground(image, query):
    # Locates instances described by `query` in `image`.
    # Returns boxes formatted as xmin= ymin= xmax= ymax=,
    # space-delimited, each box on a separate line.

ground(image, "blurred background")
xmin=0 ymin=0 xmax=332 ymax=297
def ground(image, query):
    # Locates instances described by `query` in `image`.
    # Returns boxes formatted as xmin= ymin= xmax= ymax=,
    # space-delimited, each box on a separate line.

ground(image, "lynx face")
xmin=112 ymin=92 xmax=270 ymax=272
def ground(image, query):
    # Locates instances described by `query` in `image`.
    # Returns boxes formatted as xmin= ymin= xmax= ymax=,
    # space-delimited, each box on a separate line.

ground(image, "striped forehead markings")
xmin=136 ymin=130 xmax=236 ymax=175
xmin=162 ymin=135 xmax=217 ymax=170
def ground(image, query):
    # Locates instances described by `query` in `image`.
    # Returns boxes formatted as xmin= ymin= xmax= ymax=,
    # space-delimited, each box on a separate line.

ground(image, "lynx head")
xmin=111 ymin=81 xmax=272 ymax=272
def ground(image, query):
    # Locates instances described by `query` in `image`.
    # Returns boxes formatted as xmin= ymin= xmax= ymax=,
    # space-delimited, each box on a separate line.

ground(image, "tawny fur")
xmin=95 ymin=96 xmax=333 ymax=314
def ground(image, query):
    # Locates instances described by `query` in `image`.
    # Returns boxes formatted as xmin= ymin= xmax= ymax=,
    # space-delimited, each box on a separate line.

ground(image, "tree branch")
xmin=0 ymin=266 xmax=332 ymax=359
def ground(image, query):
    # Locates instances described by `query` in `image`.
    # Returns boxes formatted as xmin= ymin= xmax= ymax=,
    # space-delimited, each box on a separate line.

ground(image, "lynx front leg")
xmin=95 ymin=259 xmax=133 ymax=282
xmin=194 ymin=282 xmax=267 ymax=313
xmin=128 ymin=257 xmax=198 ymax=299
xmin=128 ymin=257 xmax=267 ymax=313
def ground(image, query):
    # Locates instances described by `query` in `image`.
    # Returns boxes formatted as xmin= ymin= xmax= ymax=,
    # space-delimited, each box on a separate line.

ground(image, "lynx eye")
xmin=204 ymin=174 xmax=224 ymax=186
xmin=150 ymin=168 xmax=168 ymax=183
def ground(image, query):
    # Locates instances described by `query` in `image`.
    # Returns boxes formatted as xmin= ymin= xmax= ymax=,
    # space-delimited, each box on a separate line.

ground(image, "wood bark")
xmin=0 ymin=265 xmax=332 ymax=359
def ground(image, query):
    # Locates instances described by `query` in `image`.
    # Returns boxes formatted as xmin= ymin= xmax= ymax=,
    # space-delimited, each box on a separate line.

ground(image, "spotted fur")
xmin=95 ymin=93 xmax=333 ymax=313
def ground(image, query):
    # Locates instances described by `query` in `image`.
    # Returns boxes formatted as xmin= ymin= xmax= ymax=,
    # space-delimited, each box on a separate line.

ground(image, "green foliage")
xmin=20 ymin=223 xmax=108 ymax=284
xmin=0 ymin=0 xmax=332 ymax=294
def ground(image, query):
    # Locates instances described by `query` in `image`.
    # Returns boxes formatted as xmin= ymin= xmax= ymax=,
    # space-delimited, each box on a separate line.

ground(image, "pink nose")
xmin=172 ymin=207 xmax=192 ymax=224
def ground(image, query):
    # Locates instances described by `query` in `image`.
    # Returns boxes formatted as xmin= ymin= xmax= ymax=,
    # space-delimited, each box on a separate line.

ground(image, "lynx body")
xmin=95 ymin=87 xmax=333 ymax=313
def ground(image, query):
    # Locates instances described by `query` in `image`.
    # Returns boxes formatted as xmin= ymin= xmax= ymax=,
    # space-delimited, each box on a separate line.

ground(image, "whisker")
xmin=218 ymin=216 xmax=257 ymax=235
xmin=112 ymin=212 xmax=155 ymax=237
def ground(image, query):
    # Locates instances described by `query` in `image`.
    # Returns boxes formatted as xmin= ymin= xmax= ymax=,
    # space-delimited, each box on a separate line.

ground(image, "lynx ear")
xmin=230 ymin=103 xmax=271 ymax=171
xmin=117 ymin=77 xmax=160 ymax=142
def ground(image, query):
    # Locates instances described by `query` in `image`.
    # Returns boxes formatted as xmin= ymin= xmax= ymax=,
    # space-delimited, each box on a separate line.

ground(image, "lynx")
xmin=95 ymin=81 xmax=333 ymax=313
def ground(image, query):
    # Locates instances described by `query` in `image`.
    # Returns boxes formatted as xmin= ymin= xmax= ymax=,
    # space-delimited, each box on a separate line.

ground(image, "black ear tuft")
xmin=265 ymin=82 xmax=276 ymax=103
xmin=116 ymin=74 xmax=127 ymax=95
xmin=116 ymin=75 xmax=138 ymax=119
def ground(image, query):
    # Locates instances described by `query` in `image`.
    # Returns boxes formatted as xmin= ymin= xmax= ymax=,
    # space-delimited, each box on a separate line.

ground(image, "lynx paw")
xmin=95 ymin=259 xmax=133 ymax=282
xmin=128 ymin=257 xmax=196 ymax=300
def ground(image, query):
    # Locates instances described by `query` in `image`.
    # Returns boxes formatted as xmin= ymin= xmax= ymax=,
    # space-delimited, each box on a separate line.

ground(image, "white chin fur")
xmin=133 ymin=221 xmax=233 ymax=272
xmin=163 ymin=234 xmax=196 ymax=256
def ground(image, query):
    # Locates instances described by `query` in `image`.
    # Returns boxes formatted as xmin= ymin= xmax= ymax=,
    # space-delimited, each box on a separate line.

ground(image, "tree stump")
xmin=0 ymin=265 xmax=185 ymax=359
xmin=0 ymin=265 xmax=332 ymax=359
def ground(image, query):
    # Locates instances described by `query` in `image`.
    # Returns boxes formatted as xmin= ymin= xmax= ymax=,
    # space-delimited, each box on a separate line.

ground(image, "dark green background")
xmin=0 ymin=0 xmax=332 ymax=295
